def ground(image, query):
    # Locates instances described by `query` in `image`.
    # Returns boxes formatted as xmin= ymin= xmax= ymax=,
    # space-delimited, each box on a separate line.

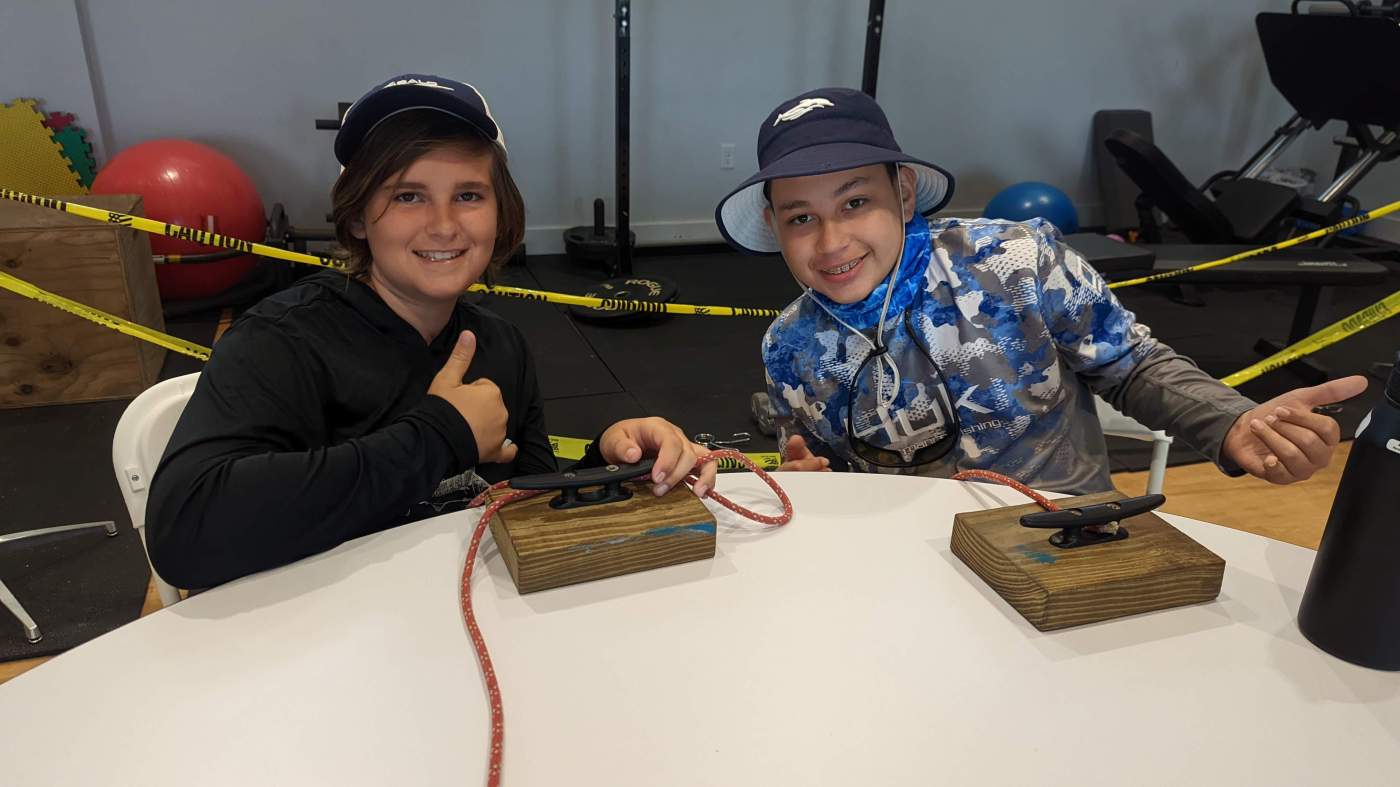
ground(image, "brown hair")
xmin=330 ymin=110 xmax=525 ymax=278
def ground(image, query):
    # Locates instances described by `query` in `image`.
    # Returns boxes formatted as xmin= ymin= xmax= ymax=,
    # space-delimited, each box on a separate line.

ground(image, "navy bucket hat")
xmin=715 ymin=87 xmax=954 ymax=255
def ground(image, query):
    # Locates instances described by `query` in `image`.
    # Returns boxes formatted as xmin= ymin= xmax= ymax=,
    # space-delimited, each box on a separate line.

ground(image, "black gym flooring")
xmin=2 ymin=245 xmax=1398 ymax=660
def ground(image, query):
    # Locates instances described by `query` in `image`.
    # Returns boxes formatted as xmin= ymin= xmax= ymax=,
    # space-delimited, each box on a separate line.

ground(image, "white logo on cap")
xmin=774 ymin=98 xmax=834 ymax=125
xmin=383 ymin=78 xmax=454 ymax=91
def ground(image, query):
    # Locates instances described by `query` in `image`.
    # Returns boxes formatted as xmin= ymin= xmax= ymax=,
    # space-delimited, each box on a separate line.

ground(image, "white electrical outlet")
xmin=720 ymin=143 xmax=735 ymax=170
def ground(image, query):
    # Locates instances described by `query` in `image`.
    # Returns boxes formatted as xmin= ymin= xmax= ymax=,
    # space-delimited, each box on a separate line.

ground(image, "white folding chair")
xmin=1095 ymin=395 xmax=1172 ymax=496
xmin=112 ymin=372 xmax=200 ymax=608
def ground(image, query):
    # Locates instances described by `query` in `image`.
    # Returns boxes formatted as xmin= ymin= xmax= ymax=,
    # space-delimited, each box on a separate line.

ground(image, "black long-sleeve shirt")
xmin=147 ymin=272 xmax=592 ymax=589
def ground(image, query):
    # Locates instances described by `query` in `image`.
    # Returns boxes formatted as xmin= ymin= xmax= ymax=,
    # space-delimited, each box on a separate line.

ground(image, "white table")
xmin=1 ymin=474 xmax=1396 ymax=785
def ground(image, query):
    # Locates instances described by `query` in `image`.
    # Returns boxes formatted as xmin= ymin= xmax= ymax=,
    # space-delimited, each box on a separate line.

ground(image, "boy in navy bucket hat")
xmin=718 ymin=87 xmax=1364 ymax=492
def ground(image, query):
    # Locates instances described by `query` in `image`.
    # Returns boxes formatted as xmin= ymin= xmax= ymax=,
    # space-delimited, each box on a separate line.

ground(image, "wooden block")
xmin=0 ymin=194 xmax=164 ymax=408
xmin=951 ymin=491 xmax=1225 ymax=631
xmin=487 ymin=482 xmax=716 ymax=594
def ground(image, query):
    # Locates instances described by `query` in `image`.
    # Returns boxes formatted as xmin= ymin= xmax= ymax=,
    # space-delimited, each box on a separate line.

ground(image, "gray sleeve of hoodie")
xmin=1023 ymin=219 xmax=1257 ymax=474
xmin=1086 ymin=341 xmax=1257 ymax=475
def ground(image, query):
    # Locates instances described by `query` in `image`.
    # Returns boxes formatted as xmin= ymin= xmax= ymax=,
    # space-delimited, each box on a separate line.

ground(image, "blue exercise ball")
xmin=983 ymin=181 xmax=1080 ymax=234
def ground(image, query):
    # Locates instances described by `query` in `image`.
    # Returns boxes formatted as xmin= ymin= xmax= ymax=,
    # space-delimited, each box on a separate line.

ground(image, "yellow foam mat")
xmin=0 ymin=99 xmax=85 ymax=195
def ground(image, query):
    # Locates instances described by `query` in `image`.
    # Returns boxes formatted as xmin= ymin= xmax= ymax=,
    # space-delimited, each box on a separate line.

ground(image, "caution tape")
xmin=5 ymin=254 xmax=1392 ymax=453
xmin=547 ymin=435 xmax=594 ymax=460
xmin=465 ymin=283 xmax=780 ymax=318
xmin=0 ymin=271 xmax=778 ymax=466
xmin=0 ymin=189 xmax=780 ymax=318
xmin=4 ymin=186 xmax=1395 ymax=317
xmin=1108 ymin=198 xmax=1400 ymax=290
xmin=551 ymin=434 xmax=781 ymax=471
xmin=0 ymin=265 xmax=777 ymax=466
xmin=1221 ymin=288 xmax=1400 ymax=387
xmin=0 ymin=188 xmax=347 ymax=272
xmin=5 ymin=186 xmax=1396 ymax=429
xmin=0 ymin=270 xmax=213 ymax=360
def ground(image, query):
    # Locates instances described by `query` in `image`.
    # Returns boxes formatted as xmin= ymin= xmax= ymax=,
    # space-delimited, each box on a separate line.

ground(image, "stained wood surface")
xmin=951 ymin=490 xmax=1226 ymax=631
xmin=488 ymin=481 xmax=716 ymax=594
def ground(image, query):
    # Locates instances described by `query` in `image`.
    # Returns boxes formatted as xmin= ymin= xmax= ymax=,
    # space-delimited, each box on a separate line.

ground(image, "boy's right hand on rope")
xmin=429 ymin=330 xmax=517 ymax=464
xmin=777 ymin=435 xmax=830 ymax=472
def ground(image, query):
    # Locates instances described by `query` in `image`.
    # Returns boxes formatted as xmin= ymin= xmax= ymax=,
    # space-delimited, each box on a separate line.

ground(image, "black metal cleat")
xmin=509 ymin=459 xmax=656 ymax=511
xmin=1019 ymin=494 xmax=1166 ymax=549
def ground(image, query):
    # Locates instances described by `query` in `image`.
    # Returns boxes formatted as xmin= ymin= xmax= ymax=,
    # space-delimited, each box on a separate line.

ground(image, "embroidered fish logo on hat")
xmin=773 ymin=97 xmax=835 ymax=125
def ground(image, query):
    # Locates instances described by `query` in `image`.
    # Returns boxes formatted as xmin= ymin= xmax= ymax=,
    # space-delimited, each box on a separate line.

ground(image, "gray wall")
xmin=0 ymin=1 xmax=107 ymax=163
xmin=5 ymin=0 xmax=1398 ymax=249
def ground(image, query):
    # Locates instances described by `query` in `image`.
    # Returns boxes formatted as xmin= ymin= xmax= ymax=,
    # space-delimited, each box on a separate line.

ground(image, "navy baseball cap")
xmin=334 ymin=74 xmax=507 ymax=166
xmin=716 ymin=87 xmax=954 ymax=255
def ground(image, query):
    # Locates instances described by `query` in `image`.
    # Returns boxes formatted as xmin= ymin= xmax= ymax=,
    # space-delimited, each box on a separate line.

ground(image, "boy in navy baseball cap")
xmin=719 ymin=87 xmax=1361 ymax=492
xmin=334 ymin=74 xmax=508 ymax=166
xmin=146 ymin=73 xmax=719 ymax=590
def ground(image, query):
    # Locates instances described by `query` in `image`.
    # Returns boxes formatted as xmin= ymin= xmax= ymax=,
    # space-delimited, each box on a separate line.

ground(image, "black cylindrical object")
xmin=1298 ymin=356 xmax=1400 ymax=670
xmin=615 ymin=0 xmax=632 ymax=276
xmin=861 ymin=0 xmax=886 ymax=98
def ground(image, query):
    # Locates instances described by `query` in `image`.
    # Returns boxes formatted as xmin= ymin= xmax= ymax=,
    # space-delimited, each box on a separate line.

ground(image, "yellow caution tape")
xmin=1221 ymin=288 xmax=1400 ymax=387
xmin=547 ymin=435 xmax=594 ymax=461
xmin=3 ymin=186 xmax=1394 ymax=317
xmin=0 ymin=264 xmax=779 ymax=466
xmin=551 ymin=434 xmax=781 ymax=470
xmin=466 ymin=282 xmax=780 ymax=318
xmin=8 ymin=247 xmax=1391 ymax=452
xmin=718 ymin=452 xmax=782 ymax=472
xmin=1108 ymin=198 xmax=1400 ymax=290
xmin=0 ymin=188 xmax=347 ymax=271
xmin=5 ymin=187 xmax=1393 ymax=435
xmin=0 ymin=270 xmax=213 ymax=360
xmin=0 ymin=189 xmax=780 ymax=318
xmin=0 ymin=273 xmax=780 ymax=467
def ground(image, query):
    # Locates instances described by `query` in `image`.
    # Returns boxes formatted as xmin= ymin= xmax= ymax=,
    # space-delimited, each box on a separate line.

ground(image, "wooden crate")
xmin=0 ymin=194 xmax=164 ymax=407
xmin=951 ymin=490 xmax=1225 ymax=631
xmin=487 ymin=482 xmax=717 ymax=594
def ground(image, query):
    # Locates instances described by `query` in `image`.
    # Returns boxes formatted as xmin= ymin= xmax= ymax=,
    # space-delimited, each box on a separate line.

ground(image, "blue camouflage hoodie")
xmin=763 ymin=214 xmax=1255 ymax=493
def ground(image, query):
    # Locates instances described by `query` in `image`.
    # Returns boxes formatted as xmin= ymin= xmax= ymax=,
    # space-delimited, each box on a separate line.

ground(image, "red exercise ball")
xmin=91 ymin=139 xmax=265 ymax=301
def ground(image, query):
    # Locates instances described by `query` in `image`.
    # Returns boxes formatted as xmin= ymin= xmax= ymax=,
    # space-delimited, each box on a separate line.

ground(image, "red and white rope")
xmin=459 ymin=449 xmax=792 ymax=785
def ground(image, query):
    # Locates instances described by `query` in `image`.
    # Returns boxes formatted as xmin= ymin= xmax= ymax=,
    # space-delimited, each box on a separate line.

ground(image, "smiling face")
xmin=330 ymin=109 xmax=526 ymax=340
xmin=351 ymin=144 xmax=498 ymax=312
xmin=765 ymin=163 xmax=917 ymax=303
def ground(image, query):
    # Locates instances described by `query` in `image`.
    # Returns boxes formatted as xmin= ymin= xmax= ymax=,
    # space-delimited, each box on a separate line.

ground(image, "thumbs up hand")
xmin=428 ymin=331 xmax=517 ymax=464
